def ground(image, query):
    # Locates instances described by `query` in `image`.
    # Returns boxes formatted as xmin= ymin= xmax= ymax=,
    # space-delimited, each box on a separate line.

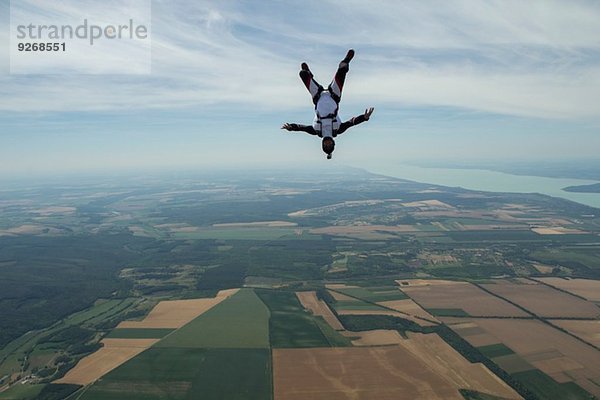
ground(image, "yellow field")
xmin=55 ymin=289 xmax=240 ymax=386
xmin=212 ymin=221 xmax=297 ymax=227
xmin=118 ymin=288 xmax=239 ymax=329
xmin=346 ymin=329 xmax=404 ymax=346
xmin=296 ymin=291 xmax=344 ymax=331
xmin=273 ymin=333 xmax=521 ymax=400
xmin=531 ymin=227 xmax=586 ymax=235
xmin=55 ymin=339 xmax=159 ymax=385
xmin=535 ymin=278 xmax=600 ymax=301
xmin=377 ymin=299 xmax=439 ymax=326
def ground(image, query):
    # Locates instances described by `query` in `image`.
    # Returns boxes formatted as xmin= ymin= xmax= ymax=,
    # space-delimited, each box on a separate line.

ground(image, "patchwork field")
xmin=273 ymin=333 xmax=521 ymax=400
xmin=481 ymin=280 xmax=600 ymax=318
xmin=55 ymin=339 xmax=159 ymax=385
xmin=258 ymin=290 xmax=350 ymax=348
xmin=81 ymin=348 xmax=272 ymax=400
xmin=398 ymin=280 xmax=528 ymax=317
xmin=296 ymin=291 xmax=344 ymax=331
xmin=445 ymin=318 xmax=600 ymax=398
xmin=156 ymin=288 xmax=270 ymax=348
xmin=535 ymin=277 xmax=600 ymax=301
xmin=328 ymin=285 xmax=408 ymax=303
xmin=118 ymin=288 xmax=238 ymax=329
xmin=377 ymin=299 xmax=439 ymax=326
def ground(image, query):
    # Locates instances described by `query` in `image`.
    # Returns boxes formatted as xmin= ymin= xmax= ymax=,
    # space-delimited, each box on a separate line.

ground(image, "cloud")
xmin=0 ymin=0 xmax=599 ymax=118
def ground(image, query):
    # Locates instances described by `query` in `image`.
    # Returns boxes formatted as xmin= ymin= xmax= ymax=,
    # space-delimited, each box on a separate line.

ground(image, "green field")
xmin=512 ymin=369 xmax=593 ymax=400
xmin=105 ymin=328 xmax=174 ymax=339
xmin=427 ymin=308 xmax=470 ymax=317
xmin=331 ymin=286 xmax=408 ymax=302
xmin=81 ymin=348 xmax=272 ymax=400
xmin=459 ymin=389 xmax=513 ymax=400
xmin=0 ymin=384 xmax=44 ymax=400
xmin=477 ymin=343 xmax=515 ymax=359
xmin=156 ymin=289 xmax=270 ymax=348
xmin=172 ymin=227 xmax=297 ymax=240
xmin=530 ymin=249 xmax=600 ymax=271
xmin=257 ymin=290 xmax=336 ymax=348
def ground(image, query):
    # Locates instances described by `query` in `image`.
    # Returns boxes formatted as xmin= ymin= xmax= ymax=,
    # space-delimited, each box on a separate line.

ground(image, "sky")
xmin=1 ymin=0 xmax=600 ymax=177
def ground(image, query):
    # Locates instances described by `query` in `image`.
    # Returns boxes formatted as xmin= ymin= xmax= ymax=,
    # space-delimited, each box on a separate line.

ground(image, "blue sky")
xmin=1 ymin=0 xmax=600 ymax=177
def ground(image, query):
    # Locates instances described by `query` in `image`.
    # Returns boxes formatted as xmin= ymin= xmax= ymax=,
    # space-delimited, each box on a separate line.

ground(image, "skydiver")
xmin=281 ymin=49 xmax=374 ymax=159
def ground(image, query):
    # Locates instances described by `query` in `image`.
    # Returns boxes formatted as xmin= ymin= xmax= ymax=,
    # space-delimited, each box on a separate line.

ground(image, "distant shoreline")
xmin=563 ymin=183 xmax=600 ymax=193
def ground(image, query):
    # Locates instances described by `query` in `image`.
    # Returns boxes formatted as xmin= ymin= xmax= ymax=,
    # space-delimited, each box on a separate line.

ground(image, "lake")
xmin=363 ymin=163 xmax=600 ymax=209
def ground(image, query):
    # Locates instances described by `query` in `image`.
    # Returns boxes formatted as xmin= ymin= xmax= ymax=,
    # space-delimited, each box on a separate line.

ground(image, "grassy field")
xmin=331 ymin=286 xmax=408 ymax=302
xmin=80 ymin=348 xmax=272 ymax=400
xmin=332 ymin=300 xmax=388 ymax=311
xmin=0 ymin=384 xmax=44 ymax=400
xmin=257 ymin=290 xmax=338 ymax=348
xmin=477 ymin=343 xmax=514 ymax=358
xmin=426 ymin=308 xmax=470 ymax=317
xmin=512 ymin=369 xmax=593 ymax=400
xmin=530 ymin=249 xmax=600 ymax=271
xmin=105 ymin=328 xmax=174 ymax=339
xmin=172 ymin=227 xmax=297 ymax=240
xmin=156 ymin=289 xmax=270 ymax=348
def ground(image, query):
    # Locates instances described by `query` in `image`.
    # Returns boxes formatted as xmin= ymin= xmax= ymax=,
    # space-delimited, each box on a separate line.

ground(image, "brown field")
xmin=399 ymin=280 xmax=528 ymax=317
xmin=481 ymin=281 xmax=599 ymax=318
xmin=118 ymin=289 xmax=239 ymax=329
xmin=440 ymin=318 xmax=502 ymax=347
xmin=325 ymin=284 xmax=355 ymax=289
xmin=32 ymin=206 xmax=76 ymax=215
xmin=535 ymin=278 xmax=600 ymax=301
xmin=296 ymin=291 xmax=344 ymax=330
xmin=212 ymin=221 xmax=297 ymax=227
xmin=551 ymin=320 xmax=600 ymax=347
xmin=401 ymin=200 xmax=455 ymax=209
xmin=448 ymin=318 xmax=600 ymax=397
xmin=1 ymin=224 xmax=59 ymax=235
xmin=346 ymin=329 xmax=405 ymax=346
xmin=531 ymin=263 xmax=554 ymax=274
xmin=273 ymin=333 xmax=521 ymax=400
xmin=55 ymin=339 xmax=159 ymax=385
xmin=377 ymin=299 xmax=439 ymax=326
xmin=531 ymin=227 xmax=586 ymax=235
xmin=461 ymin=224 xmax=527 ymax=231
xmin=312 ymin=225 xmax=420 ymax=233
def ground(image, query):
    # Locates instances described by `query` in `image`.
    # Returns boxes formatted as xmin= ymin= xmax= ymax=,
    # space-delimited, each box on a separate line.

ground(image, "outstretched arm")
xmin=281 ymin=123 xmax=318 ymax=136
xmin=336 ymin=107 xmax=374 ymax=136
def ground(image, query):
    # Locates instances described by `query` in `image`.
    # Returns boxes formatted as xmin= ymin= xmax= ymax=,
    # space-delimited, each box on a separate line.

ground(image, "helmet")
xmin=322 ymin=137 xmax=335 ymax=156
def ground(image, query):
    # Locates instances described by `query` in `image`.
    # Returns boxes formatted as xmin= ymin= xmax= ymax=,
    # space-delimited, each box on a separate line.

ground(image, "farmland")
xmin=399 ymin=280 xmax=529 ymax=317
xmin=273 ymin=335 xmax=521 ymax=400
xmin=0 ymin=169 xmax=599 ymax=399
xmin=480 ymin=280 xmax=600 ymax=318
xmin=444 ymin=318 xmax=600 ymax=399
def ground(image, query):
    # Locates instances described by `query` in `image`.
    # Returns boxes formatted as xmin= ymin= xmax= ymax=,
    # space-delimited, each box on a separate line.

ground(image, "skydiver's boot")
xmin=343 ymin=49 xmax=355 ymax=64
